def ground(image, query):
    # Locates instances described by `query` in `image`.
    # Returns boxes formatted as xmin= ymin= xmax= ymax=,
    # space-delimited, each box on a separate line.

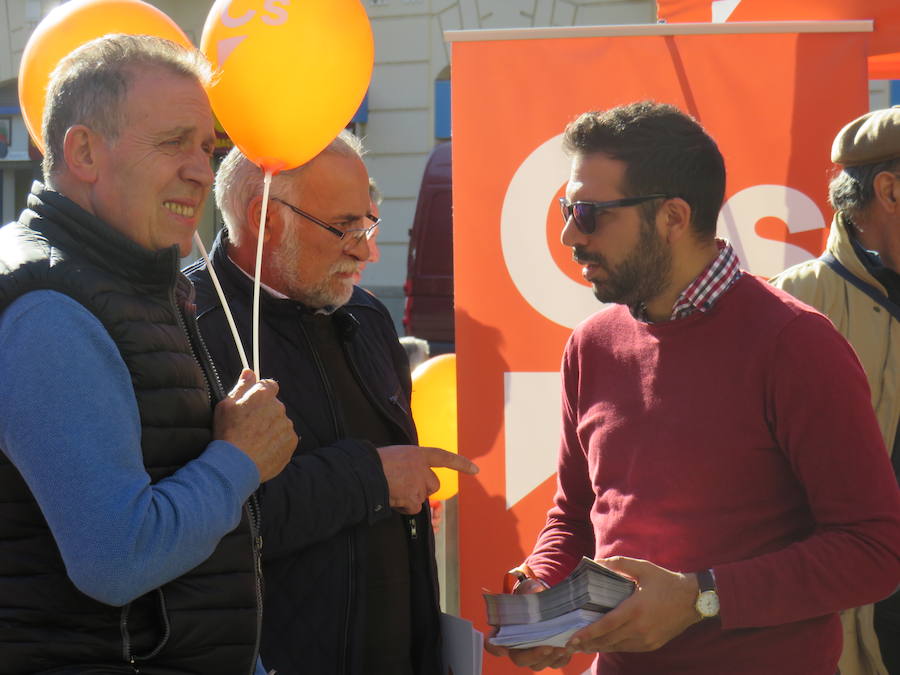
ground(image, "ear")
xmin=873 ymin=171 xmax=900 ymax=213
xmin=658 ymin=197 xmax=693 ymax=244
xmin=245 ymin=195 xmax=281 ymax=245
xmin=62 ymin=125 xmax=102 ymax=183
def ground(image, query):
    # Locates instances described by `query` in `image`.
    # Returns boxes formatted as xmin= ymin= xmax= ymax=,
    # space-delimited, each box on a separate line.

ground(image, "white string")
xmin=192 ymin=231 xmax=249 ymax=372
xmin=253 ymin=170 xmax=273 ymax=378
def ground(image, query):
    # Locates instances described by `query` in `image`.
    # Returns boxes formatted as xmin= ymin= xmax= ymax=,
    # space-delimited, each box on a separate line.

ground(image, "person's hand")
xmin=484 ymin=575 xmax=575 ymax=670
xmin=566 ymin=557 xmax=701 ymax=654
xmin=485 ymin=639 xmax=575 ymax=671
xmin=213 ymin=369 xmax=298 ymax=482
xmin=376 ymin=445 xmax=478 ymax=514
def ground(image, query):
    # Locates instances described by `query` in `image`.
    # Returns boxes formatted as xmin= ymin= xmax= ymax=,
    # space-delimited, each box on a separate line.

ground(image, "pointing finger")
xmin=421 ymin=447 xmax=479 ymax=474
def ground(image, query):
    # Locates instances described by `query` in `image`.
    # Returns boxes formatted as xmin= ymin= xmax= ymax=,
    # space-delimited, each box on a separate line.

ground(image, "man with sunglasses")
xmin=487 ymin=102 xmax=900 ymax=674
xmin=185 ymin=132 xmax=478 ymax=675
xmin=771 ymin=108 xmax=900 ymax=675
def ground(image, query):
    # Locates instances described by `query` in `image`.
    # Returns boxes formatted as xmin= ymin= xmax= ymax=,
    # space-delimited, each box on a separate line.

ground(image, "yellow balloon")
xmin=200 ymin=0 xmax=374 ymax=173
xmin=411 ymin=354 xmax=459 ymax=501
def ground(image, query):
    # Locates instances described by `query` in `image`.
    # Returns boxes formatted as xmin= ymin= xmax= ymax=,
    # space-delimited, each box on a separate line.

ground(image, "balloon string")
xmin=193 ymin=231 xmax=249 ymax=372
xmin=253 ymin=170 xmax=273 ymax=378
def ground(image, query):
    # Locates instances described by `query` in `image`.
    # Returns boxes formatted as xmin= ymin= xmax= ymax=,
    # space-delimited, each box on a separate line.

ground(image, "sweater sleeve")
xmin=525 ymin=335 xmax=597 ymax=586
xmin=714 ymin=311 xmax=900 ymax=629
xmin=0 ymin=291 xmax=260 ymax=607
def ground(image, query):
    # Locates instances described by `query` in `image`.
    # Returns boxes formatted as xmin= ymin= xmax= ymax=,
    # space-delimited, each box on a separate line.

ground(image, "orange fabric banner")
xmin=658 ymin=0 xmax=900 ymax=77
xmin=451 ymin=27 xmax=867 ymax=675
xmin=868 ymin=51 xmax=900 ymax=80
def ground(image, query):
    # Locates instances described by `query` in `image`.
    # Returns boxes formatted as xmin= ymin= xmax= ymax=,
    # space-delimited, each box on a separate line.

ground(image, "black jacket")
xmin=0 ymin=184 xmax=262 ymax=674
xmin=184 ymin=231 xmax=442 ymax=675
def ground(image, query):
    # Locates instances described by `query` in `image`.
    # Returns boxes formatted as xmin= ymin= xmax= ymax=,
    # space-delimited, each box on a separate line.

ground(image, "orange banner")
xmin=450 ymin=26 xmax=867 ymax=674
xmin=658 ymin=0 xmax=900 ymax=77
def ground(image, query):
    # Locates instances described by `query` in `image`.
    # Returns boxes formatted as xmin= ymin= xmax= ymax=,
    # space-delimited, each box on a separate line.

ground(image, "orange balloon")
xmin=18 ymin=0 xmax=192 ymax=154
xmin=411 ymin=354 xmax=459 ymax=502
xmin=201 ymin=0 xmax=374 ymax=173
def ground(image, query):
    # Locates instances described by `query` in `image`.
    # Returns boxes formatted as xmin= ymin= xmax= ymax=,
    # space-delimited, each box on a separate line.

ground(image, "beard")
xmin=270 ymin=227 xmax=359 ymax=309
xmin=575 ymin=216 xmax=672 ymax=308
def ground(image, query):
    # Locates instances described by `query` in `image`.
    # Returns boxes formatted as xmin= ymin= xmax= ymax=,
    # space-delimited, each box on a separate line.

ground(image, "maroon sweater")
xmin=527 ymin=274 xmax=900 ymax=675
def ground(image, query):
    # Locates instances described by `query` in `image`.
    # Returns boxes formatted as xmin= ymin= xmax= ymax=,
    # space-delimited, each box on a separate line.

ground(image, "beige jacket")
xmin=770 ymin=213 xmax=898 ymax=675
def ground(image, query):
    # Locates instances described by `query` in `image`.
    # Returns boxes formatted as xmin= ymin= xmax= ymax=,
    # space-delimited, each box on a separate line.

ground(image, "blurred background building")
xmin=0 ymin=0 xmax=895 ymax=335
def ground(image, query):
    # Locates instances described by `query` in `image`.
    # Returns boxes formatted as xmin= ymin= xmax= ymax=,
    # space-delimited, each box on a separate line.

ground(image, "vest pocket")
xmin=120 ymin=588 xmax=170 ymax=664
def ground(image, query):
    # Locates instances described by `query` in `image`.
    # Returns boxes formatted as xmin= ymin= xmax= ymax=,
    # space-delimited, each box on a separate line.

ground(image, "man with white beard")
xmin=185 ymin=132 xmax=477 ymax=675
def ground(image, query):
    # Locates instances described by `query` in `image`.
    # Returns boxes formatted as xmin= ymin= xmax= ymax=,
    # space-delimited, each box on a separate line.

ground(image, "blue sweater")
xmin=0 ymin=290 xmax=267 ymax=674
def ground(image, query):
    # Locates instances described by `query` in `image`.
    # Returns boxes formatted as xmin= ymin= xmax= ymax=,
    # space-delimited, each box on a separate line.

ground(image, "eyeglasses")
xmin=271 ymin=197 xmax=380 ymax=242
xmin=559 ymin=194 xmax=671 ymax=235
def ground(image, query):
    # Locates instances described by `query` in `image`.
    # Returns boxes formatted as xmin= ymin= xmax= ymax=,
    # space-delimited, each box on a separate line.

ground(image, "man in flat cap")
xmin=772 ymin=107 xmax=900 ymax=675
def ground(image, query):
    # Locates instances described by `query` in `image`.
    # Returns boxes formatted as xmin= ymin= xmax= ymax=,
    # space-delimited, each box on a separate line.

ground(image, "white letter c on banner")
xmin=500 ymin=134 xmax=603 ymax=329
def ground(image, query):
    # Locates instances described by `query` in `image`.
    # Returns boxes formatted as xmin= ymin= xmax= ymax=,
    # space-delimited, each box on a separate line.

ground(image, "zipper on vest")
xmin=172 ymin=300 xmax=212 ymax=405
xmin=174 ymin=277 xmax=260 ymax=672
xmin=248 ymin=494 xmax=264 ymax=675
xmin=174 ymin=299 xmax=228 ymax=405
xmin=120 ymin=605 xmax=133 ymax=669
xmin=171 ymin=273 xmax=228 ymax=404
xmin=191 ymin=312 xmax=228 ymax=402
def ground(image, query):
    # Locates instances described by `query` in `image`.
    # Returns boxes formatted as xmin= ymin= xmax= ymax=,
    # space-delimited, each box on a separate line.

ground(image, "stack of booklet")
xmin=484 ymin=557 xmax=635 ymax=649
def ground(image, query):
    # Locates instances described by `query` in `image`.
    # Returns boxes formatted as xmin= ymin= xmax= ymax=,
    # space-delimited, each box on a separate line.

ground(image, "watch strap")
xmin=696 ymin=568 xmax=716 ymax=593
xmin=503 ymin=563 xmax=534 ymax=594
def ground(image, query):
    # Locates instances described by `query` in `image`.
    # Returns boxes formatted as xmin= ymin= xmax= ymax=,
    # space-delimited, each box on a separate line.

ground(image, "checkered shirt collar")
xmin=633 ymin=239 xmax=742 ymax=322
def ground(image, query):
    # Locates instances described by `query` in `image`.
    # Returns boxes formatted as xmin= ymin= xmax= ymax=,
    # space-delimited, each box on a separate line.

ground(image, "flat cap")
xmin=832 ymin=106 xmax=900 ymax=167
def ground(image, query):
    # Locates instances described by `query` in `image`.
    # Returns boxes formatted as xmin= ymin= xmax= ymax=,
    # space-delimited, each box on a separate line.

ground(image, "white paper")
xmin=441 ymin=612 xmax=483 ymax=675
xmin=488 ymin=608 xmax=603 ymax=649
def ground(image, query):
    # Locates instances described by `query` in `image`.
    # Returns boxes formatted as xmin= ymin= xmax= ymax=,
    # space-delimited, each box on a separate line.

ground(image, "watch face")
xmin=696 ymin=590 xmax=720 ymax=618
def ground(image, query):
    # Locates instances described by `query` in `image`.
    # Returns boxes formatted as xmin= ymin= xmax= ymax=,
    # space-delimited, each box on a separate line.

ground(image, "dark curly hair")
xmin=563 ymin=101 xmax=726 ymax=239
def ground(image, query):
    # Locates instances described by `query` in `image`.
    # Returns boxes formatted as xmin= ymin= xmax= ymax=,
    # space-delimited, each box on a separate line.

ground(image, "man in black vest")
xmin=0 ymin=35 xmax=296 ymax=674
xmin=185 ymin=132 xmax=479 ymax=675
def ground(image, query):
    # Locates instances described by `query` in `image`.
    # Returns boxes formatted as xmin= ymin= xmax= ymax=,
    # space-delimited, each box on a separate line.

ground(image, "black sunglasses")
xmin=559 ymin=194 xmax=671 ymax=235
xmin=271 ymin=197 xmax=380 ymax=242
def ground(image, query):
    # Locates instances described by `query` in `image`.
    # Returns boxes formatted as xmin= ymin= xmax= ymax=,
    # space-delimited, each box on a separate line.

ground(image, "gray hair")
xmin=215 ymin=130 xmax=366 ymax=245
xmin=368 ymin=176 xmax=383 ymax=206
xmin=42 ymin=33 xmax=212 ymax=179
xmin=828 ymin=157 xmax=900 ymax=222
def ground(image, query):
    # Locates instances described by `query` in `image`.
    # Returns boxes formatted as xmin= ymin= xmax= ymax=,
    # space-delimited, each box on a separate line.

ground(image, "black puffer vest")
xmin=0 ymin=183 xmax=261 ymax=675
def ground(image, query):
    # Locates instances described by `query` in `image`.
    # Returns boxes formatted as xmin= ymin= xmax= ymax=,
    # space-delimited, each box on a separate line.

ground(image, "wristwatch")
xmin=503 ymin=564 xmax=533 ymax=593
xmin=694 ymin=569 xmax=720 ymax=619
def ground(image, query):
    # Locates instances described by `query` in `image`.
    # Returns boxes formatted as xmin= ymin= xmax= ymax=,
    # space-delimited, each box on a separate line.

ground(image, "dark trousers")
xmin=876 ymin=589 xmax=900 ymax=674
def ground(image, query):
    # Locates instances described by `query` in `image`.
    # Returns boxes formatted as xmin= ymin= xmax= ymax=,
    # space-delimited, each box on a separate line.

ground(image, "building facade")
xmin=1 ymin=0 xmax=895 ymax=332
xmin=0 ymin=0 xmax=656 ymax=330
